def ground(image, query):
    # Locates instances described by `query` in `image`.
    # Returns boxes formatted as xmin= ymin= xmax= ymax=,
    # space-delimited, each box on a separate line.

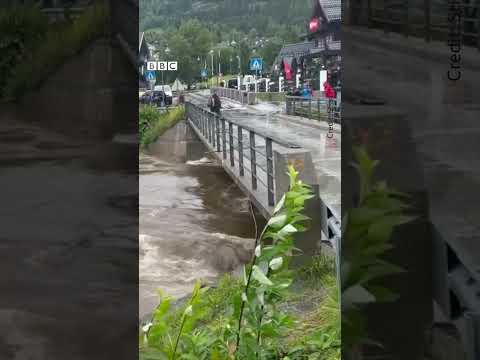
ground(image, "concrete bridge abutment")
xmin=273 ymin=148 xmax=323 ymax=264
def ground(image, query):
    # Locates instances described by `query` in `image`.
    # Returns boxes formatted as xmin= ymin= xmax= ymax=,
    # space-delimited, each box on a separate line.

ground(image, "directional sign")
xmin=145 ymin=70 xmax=156 ymax=81
xmin=249 ymin=57 xmax=263 ymax=71
xmin=201 ymin=68 xmax=208 ymax=78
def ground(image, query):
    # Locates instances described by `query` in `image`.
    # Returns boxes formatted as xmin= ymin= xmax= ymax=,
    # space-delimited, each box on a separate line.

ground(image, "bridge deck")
xmin=187 ymin=92 xmax=341 ymax=216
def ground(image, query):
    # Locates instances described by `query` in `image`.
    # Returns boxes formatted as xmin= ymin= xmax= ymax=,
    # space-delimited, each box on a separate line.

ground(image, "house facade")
xmin=273 ymin=0 xmax=341 ymax=92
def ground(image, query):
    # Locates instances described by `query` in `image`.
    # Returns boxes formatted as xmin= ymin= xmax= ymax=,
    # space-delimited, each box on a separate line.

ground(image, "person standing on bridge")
xmin=208 ymin=90 xmax=222 ymax=115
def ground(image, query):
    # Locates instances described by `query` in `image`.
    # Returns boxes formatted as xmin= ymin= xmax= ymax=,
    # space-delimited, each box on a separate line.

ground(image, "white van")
xmin=154 ymin=85 xmax=173 ymax=98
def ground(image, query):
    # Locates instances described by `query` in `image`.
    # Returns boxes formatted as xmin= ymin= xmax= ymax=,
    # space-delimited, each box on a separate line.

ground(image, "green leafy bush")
xmin=3 ymin=4 xmax=107 ymax=99
xmin=342 ymin=147 xmax=413 ymax=358
xmin=0 ymin=5 xmax=49 ymax=97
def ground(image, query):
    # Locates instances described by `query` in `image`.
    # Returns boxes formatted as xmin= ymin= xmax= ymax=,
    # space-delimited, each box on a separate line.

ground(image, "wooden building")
xmin=273 ymin=0 xmax=341 ymax=92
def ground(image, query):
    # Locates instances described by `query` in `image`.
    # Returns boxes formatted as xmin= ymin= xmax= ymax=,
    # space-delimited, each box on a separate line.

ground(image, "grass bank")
xmin=139 ymin=105 xmax=185 ymax=149
xmin=140 ymin=254 xmax=339 ymax=360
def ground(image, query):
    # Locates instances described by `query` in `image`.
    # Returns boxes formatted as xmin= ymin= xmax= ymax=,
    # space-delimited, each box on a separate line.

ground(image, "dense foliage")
xmin=342 ymin=147 xmax=413 ymax=359
xmin=0 ymin=5 xmax=49 ymax=98
xmin=139 ymin=167 xmax=340 ymax=359
xmin=141 ymin=0 xmax=314 ymax=85
xmin=145 ymin=18 xmax=288 ymax=85
xmin=140 ymin=0 xmax=311 ymax=35
xmin=2 ymin=4 xmax=107 ymax=99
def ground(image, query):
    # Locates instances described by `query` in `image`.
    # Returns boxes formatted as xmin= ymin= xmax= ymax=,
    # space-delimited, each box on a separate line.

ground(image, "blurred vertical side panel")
xmin=342 ymin=0 xmax=479 ymax=358
xmin=0 ymin=0 xmax=139 ymax=359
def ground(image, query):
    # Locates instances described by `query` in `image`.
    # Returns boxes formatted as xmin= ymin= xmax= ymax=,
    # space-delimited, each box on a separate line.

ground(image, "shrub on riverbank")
xmin=2 ymin=4 xmax=107 ymax=100
xmin=139 ymin=166 xmax=340 ymax=360
xmin=0 ymin=5 xmax=49 ymax=98
xmin=139 ymin=105 xmax=185 ymax=149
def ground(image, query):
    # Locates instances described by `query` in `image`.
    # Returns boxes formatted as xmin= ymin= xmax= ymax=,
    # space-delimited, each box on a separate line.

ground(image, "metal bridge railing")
xmin=286 ymin=96 xmax=341 ymax=123
xmin=350 ymin=0 xmax=480 ymax=49
xmin=212 ymin=87 xmax=256 ymax=105
xmin=186 ymin=101 xmax=342 ymax=251
xmin=185 ymin=102 xmax=287 ymax=207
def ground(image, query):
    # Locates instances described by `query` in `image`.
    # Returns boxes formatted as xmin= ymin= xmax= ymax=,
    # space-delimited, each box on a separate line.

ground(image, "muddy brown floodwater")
xmin=139 ymin=121 xmax=256 ymax=319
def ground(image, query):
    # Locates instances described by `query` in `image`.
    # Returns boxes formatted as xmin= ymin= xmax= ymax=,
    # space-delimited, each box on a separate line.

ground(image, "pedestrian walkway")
xmin=187 ymin=92 xmax=341 ymax=216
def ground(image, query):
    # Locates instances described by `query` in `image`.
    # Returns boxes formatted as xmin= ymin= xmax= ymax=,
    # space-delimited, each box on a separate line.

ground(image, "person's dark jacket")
xmin=210 ymin=94 xmax=221 ymax=114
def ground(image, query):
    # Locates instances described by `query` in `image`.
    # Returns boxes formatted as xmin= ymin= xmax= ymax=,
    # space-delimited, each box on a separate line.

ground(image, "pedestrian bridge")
xmin=184 ymin=100 xmax=341 ymax=256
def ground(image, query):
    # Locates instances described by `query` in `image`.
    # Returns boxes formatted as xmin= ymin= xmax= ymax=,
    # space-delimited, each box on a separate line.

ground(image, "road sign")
xmin=146 ymin=70 xmax=156 ymax=81
xmin=249 ymin=57 xmax=263 ymax=71
xmin=201 ymin=68 xmax=208 ymax=78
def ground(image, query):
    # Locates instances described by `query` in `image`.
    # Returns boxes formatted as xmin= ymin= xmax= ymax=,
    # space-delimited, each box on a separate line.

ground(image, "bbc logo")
xmin=147 ymin=61 xmax=178 ymax=71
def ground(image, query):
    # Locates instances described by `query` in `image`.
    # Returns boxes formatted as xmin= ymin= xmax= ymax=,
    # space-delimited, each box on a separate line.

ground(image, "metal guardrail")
xmin=186 ymin=102 xmax=278 ymax=206
xmin=40 ymin=6 xmax=87 ymax=22
xmin=439 ymin=237 xmax=480 ymax=360
xmin=185 ymin=101 xmax=342 ymax=249
xmin=350 ymin=0 xmax=480 ymax=48
xmin=286 ymin=96 xmax=341 ymax=123
xmin=212 ymin=87 xmax=256 ymax=105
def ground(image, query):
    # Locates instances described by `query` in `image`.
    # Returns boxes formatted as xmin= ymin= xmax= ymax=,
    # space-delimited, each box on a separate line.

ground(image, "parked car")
xmin=154 ymin=85 xmax=173 ymax=105
xmin=139 ymin=90 xmax=167 ymax=107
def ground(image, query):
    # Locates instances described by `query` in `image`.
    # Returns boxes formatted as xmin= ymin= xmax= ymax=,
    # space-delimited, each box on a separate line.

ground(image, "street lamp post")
xmin=231 ymin=40 xmax=242 ymax=90
xmin=217 ymin=49 xmax=221 ymax=87
xmin=163 ymin=46 xmax=171 ymax=85
xmin=236 ymin=55 xmax=241 ymax=90
xmin=237 ymin=55 xmax=241 ymax=74
xmin=209 ymin=50 xmax=214 ymax=89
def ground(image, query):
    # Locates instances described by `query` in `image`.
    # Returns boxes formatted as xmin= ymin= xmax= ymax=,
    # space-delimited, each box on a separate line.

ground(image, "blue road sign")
xmin=146 ymin=71 xmax=156 ymax=81
xmin=249 ymin=57 xmax=263 ymax=71
xmin=201 ymin=68 xmax=208 ymax=77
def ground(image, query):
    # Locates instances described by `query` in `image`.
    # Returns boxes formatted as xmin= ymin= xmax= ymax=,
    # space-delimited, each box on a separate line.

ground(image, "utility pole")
xmin=218 ymin=49 xmax=221 ymax=87
xmin=210 ymin=50 xmax=214 ymax=89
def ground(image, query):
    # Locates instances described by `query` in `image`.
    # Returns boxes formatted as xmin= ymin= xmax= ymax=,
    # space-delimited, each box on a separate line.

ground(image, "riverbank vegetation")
xmin=139 ymin=167 xmax=340 ymax=359
xmin=342 ymin=147 xmax=414 ymax=359
xmin=1 ymin=4 xmax=107 ymax=100
xmin=139 ymin=105 xmax=186 ymax=149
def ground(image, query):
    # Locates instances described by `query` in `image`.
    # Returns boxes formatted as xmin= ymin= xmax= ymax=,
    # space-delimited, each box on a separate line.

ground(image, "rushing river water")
xmin=139 ymin=121 xmax=256 ymax=319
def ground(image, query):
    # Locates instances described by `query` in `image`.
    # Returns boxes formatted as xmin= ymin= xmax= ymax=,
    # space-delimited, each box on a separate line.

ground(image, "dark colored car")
xmin=154 ymin=85 xmax=173 ymax=105
xmin=227 ymin=79 xmax=238 ymax=89
xmin=139 ymin=91 xmax=152 ymax=104
xmin=140 ymin=91 xmax=167 ymax=107
xmin=151 ymin=91 xmax=167 ymax=107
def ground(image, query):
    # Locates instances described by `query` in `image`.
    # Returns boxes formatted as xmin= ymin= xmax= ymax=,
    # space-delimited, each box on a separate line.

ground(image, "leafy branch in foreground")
xmin=233 ymin=165 xmax=314 ymax=359
xmin=342 ymin=147 xmax=415 ymax=359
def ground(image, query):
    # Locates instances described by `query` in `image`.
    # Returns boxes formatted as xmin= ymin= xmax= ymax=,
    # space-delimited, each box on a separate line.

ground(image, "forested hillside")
xmin=139 ymin=0 xmax=314 ymax=85
xmin=140 ymin=0 xmax=312 ymax=35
